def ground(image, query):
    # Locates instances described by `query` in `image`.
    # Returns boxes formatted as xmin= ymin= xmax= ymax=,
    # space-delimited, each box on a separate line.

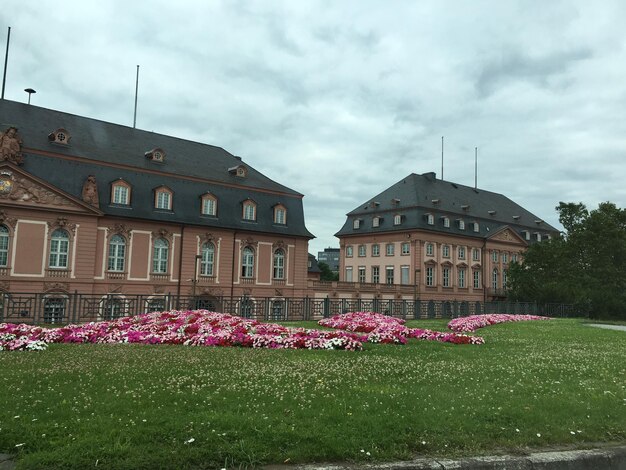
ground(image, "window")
xmin=241 ymin=247 xmax=254 ymax=278
xmin=401 ymin=242 xmax=410 ymax=255
xmin=443 ymin=217 xmax=450 ymax=228
xmin=386 ymin=243 xmax=394 ymax=256
xmin=443 ymin=267 xmax=450 ymax=287
xmin=273 ymin=249 xmax=285 ymax=279
xmin=536 ymin=232 xmax=542 ymax=242
xmin=502 ymin=253 xmax=508 ymax=264
xmin=152 ymin=238 xmax=169 ymax=273
xmin=202 ymin=196 xmax=217 ymax=216
xmin=426 ymin=266 xmax=435 ymax=286
xmin=427 ymin=214 xmax=434 ymax=225
xmin=243 ymin=202 xmax=256 ymax=221
xmin=49 ymin=229 xmax=69 ymax=269
xmin=274 ymin=206 xmax=286 ymax=224
xmin=492 ymin=251 xmax=498 ymax=263
xmin=112 ymin=184 xmax=130 ymax=205
xmin=426 ymin=243 xmax=434 ymax=256
xmin=345 ymin=266 xmax=353 ymax=282
xmin=156 ymin=190 xmax=172 ymax=210
xmin=107 ymin=235 xmax=126 ymax=272
xmin=512 ymin=253 xmax=518 ymax=263
xmin=524 ymin=230 xmax=531 ymax=241
xmin=459 ymin=219 xmax=465 ymax=230
xmin=472 ymin=248 xmax=480 ymax=261
xmin=346 ymin=246 xmax=353 ymax=257
xmin=503 ymin=269 xmax=508 ymax=288
xmin=458 ymin=246 xmax=466 ymax=260
xmin=372 ymin=244 xmax=380 ymax=256
xmin=473 ymin=222 xmax=480 ymax=232
xmin=492 ymin=269 xmax=499 ymax=289
xmin=358 ymin=266 xmax=366 ymax=283
xmin=43 ymin=297 xmax=66 ymax=324
xmin=401 ymin=266 xmax=410 ymax=285
xmin=0 ymin=225 xmax=8 ymax=267
xmin=473 ymin=270 xmax=481 ymax=289
xmin=201 ymin=242 xmax=215 ymax=276
xmin=353 ymin=219 xmax=360 ymax=229
xmin=442 ymin=245 xmax=450 ymax=258
xmin=386 ymin=266 xmax=394 ymax=285
xmin=372 ymin=266 xmax=380 ymax=284
xmin=372 ymin=217 xmax=380 ymax=228
xmin=458 ymin=268 xmax=466 ymax=288
xmin=358 ymin=245 xmax=366 ymax=257
xmin=394 ymin=214 xmax=402 ymax=225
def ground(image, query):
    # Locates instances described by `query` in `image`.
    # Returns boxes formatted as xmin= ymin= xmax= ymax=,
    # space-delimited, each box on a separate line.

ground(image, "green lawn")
xmin=0 ymin=318 xmax=624 ymax=469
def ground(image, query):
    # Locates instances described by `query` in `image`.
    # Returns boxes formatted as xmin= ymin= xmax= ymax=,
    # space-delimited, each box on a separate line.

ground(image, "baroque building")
xmin=335 ymin=172 xmax=559 ymax=303
xmin=0 ymin=100 xmax=314 ymax=314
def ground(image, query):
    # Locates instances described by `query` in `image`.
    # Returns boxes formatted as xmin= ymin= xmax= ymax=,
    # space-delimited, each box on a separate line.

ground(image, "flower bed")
xmin=0 ymin=311 xmax=365 ymax=352
xmin=319 ymin=311 xmax=485 ymax=345
xmin=448 ymin=314 xmax=550 ymax=333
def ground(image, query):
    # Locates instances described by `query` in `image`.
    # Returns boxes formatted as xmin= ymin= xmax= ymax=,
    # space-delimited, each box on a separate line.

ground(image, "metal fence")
xmin=0 ymin=292 xmax=586 ymax=325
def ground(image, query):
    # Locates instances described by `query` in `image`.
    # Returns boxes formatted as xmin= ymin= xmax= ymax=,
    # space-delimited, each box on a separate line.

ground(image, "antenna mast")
xmin=474 ymin=147 xmax=478 ymax=189
xmin=441 ymin=136 xmax=444 ymax=180
xmin=133 ymin=65 xmax=139 ymax=128
xmin=1 ymin=27 xmax=11 ymax=100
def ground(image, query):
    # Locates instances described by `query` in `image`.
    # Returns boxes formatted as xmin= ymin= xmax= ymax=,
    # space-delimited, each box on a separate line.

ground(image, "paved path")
xmin=585 ymin=323 xmax=626 ymax=332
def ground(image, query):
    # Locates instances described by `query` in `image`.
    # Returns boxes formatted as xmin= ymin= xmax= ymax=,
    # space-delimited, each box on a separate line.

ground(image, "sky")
xmin=2 ymin=1 xmax=626 ymax=255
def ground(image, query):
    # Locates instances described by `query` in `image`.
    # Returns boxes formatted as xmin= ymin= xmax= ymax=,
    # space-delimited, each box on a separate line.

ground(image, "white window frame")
xmin=401 ymin=266 xmax=410 ymax=285
xmin=401 ymin=242 xmax=410 ymax=255
xmin=49 ymin=229 xmax=69 ymax=269
xmin=201 ymin=242 xmax=215 ymax=276
xmin=113 ymin=185 xmax=129 ymax=205
xmin=443 ymin=217 xmax=450 ymax=228
xmin=345 ymin=266 xmax=353 ymax=282
xmin=426 ymin=266 xmax=435 ymax=286
xmin=346 ymin=246 xmax=353 ymax=257
xmin=0 ymin=225 xmax=9 ymax=267
xmin=459 ymin=219 xmax=465 ymax=230
xmin=156 ymin=190 xmax=171 ymax=210
xmin=372 ymin=217 xmax=380 ymax=228
xmin=273 ymin=249 xmax=285 ymax=279
xmin=385 ymin=266 xmax=394 ymax=285
xmin=394 ymin=214 xmax=402 ymax=225
xmin=427 ymin=214 xmax=434 ymax=225
xmin=473 ymin=270 xmax=481 ymax=289
xmin=152 ymin=238 xmax=169 ymax=273
xmin=458 ymin=246 xmax=466 ymax=260
xmin=372 ymin=266 xmax=380 ymax=284
xmin=442 ymin=245 xmax=450 ymax=258
xmin=426 ymin=243 xmax=434 ymax=257
xmin=358 ymin=245 xmax=366 ymax=257
xmin=386 ymin=243 xmax=394 ymax=256
xmin=241 ymin=247 xmax=255 ymax=278
xmin=107 ymin=234 xmax=126 ymax=272
xmin=443 ymin=267 xmax=450 ymax=287
xmin=358 ymin=266 xmax=366 ymax=283
xmin=372 ymin=244 xmax=380 ymax=257
xmin=243 ymin=203 xmax=256 ymax=221
xmin=458 ymin=268 xmax=466 ymax=288
xmin=202 ymin=197 xmax=217 ymax=216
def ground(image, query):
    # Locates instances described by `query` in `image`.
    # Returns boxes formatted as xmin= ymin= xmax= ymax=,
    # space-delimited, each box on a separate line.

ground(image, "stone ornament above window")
xmin=0 ymin=127 xmax=24 ymax=165
xmin=48 ymin=217 xmax=77 ymax=235
xmin=145 ymin=148 xmax=166 ymax=162
xmin=47 ymin=128 xmax=71 ymax=145
xmin=81 ymin=175 xmax=99 ymax=207
xmin=0 ymin=209 xmax=17 ymax=228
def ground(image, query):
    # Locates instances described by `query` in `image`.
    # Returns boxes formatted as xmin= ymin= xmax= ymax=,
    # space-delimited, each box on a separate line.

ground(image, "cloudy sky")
xmin=3 ymin=1 xmax=626 ymax=254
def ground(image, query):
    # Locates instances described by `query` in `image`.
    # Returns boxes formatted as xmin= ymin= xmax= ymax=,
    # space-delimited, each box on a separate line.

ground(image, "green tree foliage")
xmin=318 ymin=261 xmax=339 ymax=281
xmin=508 ymin=202 xmax=626 ymax=319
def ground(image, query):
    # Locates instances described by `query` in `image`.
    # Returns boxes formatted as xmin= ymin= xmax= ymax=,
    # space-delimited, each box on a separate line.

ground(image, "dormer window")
xmin=461 ymin=205 xmax=470 ymax=211
xmin=243 ymin=200 xmax=256 ymax=221
xmin=394 ymin=214 xmax=402 ymax=225
xmin=458 ymin=219 xmax=465 ymax=230
xmin=229 ymin=165 xmax=248 ymax=178
xmin=145 ymin=148 xmax=166 ymax=162
xmin=535 ymin=232 xmax=542 ymax=242
xmin=392 ymin=198 xmax=400 ymax=207
xmin=473 ymin=222 xmax=480 ymax=232
xmin=523 ymin=230 xmax=531 ymax=241
xmin=201 ymin=193 xmax=218 ymax=216
xmin=442 ymin=216 xmax=450 ymax=228
xmin=353 ymin=219 xmax=361 ymax=229
xmin=111 ymin=179 xmax=131 ymax=206
xmin=370 ymin=201 xmax=380 ymax=209
xmin=512 ymin=215 xmax=520 ymax=221
xmin=488 ymin=210 xmax=496 ymax=216
xmin=274 ymin=204 xmax=287 ymax=225
xmin=431 ymin=199 xmax=440 ymax=205
xmin=372 ymin=216 xmax=380 ymax=228
xmin=426 ymin=214 xmax=434 ymax=225
xmin=154 ymin=186 xmax=173 ymax=210
xmin=48 ymin=128 xmax=71 ymax=144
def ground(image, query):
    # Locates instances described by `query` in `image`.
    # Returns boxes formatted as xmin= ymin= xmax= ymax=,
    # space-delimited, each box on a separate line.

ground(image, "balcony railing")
xmin=45 ymin=269 xmax=70 ymax=278
xmin=240 ymin=277 xmax=256 ymax=284
xmin=106 ymin=271 xmax=126 ymax=280
xmin=272 ymin=279 xmax=286 ymax=286
xmin=197 ymin=275 xmax=216 ymax=284
xmin=0 ymin=267 xmax=9 ymax=277
xmin=150 ymin=273 xmax=169 ymax=281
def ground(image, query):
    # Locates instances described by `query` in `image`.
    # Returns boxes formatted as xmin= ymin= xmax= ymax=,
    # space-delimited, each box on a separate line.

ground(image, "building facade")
xmin=0 ymin=100 xmax=314 ymax=315
xmin=317 ymin=247 xmax=340 ymax=274
xmin=335 ymin=172 xmax=559 ymax=303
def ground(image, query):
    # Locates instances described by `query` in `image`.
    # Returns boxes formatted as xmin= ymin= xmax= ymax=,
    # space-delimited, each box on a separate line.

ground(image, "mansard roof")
xmin=0 ymin=100 xmax=314 ymax=238
xmin=335 ymin=172 xmax=558 ymax=240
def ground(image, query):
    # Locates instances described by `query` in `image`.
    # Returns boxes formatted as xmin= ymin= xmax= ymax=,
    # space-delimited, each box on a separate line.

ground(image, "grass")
xmin=0 ymin=318 xmax=624 ymax=469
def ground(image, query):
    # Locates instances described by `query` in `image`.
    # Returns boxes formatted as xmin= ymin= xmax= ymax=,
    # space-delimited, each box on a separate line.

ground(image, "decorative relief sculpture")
xmin=201 ymin=232 xmax=215 ymax=244
xmin=0 ymin=127 xmax=23 ymax=165
xmin=43 ymin=282 xmax=70 ymax=293
xmin=0 ymin=172 xmax=75 ymax=208
xmin=48 ymin=217 xmax=77 ymax=234
xmin=81 ymin=175 xmax=99 ymax=207
xmin=110 ymin=223 xmax=132 ymax=240
xmin=0 ymin=210 xmax=17 ymax=228
xmin=153 ymin=228 xmax=172 ymax=240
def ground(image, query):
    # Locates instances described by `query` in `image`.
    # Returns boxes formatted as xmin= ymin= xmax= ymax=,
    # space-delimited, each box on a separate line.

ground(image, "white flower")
xmin=15 ymin=443 xmax=25 ymax=447
xmin=536 ymin=433 xmax=541 ymax=437
xmin=184 ymin=437 xmax=195 ymax=444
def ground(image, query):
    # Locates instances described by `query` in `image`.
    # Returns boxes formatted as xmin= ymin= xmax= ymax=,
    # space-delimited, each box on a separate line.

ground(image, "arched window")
xmin=153 ymin=238 xmax=169 ymax=273
xmin=0 ymin=225 xmax=9 ymax=267
xmin=201 ymin=242 xmax=215 ymax=276
xmin=492 ymin=268 xmax=499 ymax=289
xmin=107 ymin=235 xmax=126 ymax=272
xmin=201 ymin=194 xmax=217 ymax=216
xmin=243 ymin=201 xmax=256 ymax=221
xmin=273 ymin=249 xmax=285 ymax=279
xmin=241 ymin=247 xmax=254 ymax=278
xmin=49 ymin=229 xmax=69 ymax=269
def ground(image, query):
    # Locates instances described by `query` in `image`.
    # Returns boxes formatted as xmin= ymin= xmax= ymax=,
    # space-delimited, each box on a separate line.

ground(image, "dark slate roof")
xmin=335 ymin=172 xmax=558 ymax=241
xmin=1 ymin=100 xmax=314 ymax=238
xmin=308 ymin=254 xmax=322 ymax=273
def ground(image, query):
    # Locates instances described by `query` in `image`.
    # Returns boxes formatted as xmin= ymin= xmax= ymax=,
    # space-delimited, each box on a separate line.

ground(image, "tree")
xmin=318 ymin=262 xmax=339 ymax=281
xmin=508 ymin=202 xmax=626 ymax=319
